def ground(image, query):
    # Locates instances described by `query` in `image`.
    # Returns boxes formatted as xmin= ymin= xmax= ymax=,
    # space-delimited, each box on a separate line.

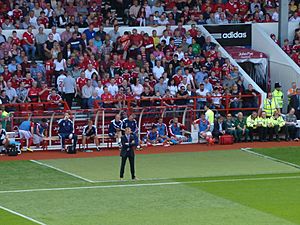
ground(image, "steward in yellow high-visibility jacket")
xmin=256 ymin=111 xmax=268 ymax=141
xmin=272 ymin=82 xmax=284 ymax=110
xmin=263 ymin=92 xmax=279 ymax=117
xmin=246 ymin=111 xmax=258 ymax=142
xmin=268 ymin=111 xmax=286 ymax=141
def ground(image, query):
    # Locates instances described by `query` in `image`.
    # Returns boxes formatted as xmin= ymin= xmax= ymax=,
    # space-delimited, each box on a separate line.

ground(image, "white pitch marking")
xmin=0 ymin=175 xmax=300 ymax=194
xmin=241 ymin=148 xmax=300 ymax=169
xmin=30 ymin=160 xmax=94 ymax=183
xmin=0 ymin=205 xmax=47 ymax=225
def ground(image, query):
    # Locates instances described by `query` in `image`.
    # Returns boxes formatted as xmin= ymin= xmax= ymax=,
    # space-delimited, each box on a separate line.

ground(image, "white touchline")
xmin=30 ymin=160 xmax=95 ymax=183
xmin=0 ymin=205 xmax=47 ymax=225
xmin=0 ymin=175 xmax=300 ymax=194
xmin=241 ymin=148 xmax=300 ymax=169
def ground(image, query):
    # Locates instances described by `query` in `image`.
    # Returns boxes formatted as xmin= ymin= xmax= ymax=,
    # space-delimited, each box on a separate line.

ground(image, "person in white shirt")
xmin=152 ymin=60 xmax=164 ymax=80
xmin=196 ymin=83 xmax=208 ymax=109
xmin=272 ymin=6 xmax=279 ymax=22
xmin=4 ymin=81 xmax=17 ymax=103
xmin=160 ymin=31 xmax=170 ymax=45
xmin=50 ymin=26 xmax=61 ymax=42
xmin=95 ymin=81 xmax=104 ymax=98
xmin=107 ymin=78 xmax=119 ymax=96
xmin=84 ymin=64 xmax=98 ymax=79
xmin=289 ymin=12 xmax=300 ymax=22
xmin=57 ymin=72 xmax=66 ymax=94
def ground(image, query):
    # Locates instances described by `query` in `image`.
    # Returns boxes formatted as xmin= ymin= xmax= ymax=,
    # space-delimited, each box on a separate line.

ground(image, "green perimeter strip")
xmin=0 ymin=181 xmax=297 ymax=225
xmin=0 ymin=208 xmax=37 ymax=225
xmin=37 ymin=150 xmax=300 ymax=181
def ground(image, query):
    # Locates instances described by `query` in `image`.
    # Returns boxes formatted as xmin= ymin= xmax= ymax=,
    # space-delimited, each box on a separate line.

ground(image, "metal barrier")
xmin=5 ymin=95 xmax=261 ymax=149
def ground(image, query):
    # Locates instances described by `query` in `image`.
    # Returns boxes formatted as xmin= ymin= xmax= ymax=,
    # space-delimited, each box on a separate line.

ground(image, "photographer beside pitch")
xmin=120 ymin=127 xmax=137 ymax=181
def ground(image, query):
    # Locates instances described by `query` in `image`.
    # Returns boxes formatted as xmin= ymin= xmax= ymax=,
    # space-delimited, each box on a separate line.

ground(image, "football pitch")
xmin=1 ymin=147 xmax=300 ymax=225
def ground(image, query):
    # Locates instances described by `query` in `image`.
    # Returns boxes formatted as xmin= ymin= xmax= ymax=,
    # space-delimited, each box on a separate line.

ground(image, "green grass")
xmin=0 ymin=147 xmax=300 ymax=225
xmin=0 ymin=209 xmax=36 ymax=225
xmin=252 ymin=146 xmax=300 ymax=165
xmin=38 ymin=150 xmax=299 ymax=181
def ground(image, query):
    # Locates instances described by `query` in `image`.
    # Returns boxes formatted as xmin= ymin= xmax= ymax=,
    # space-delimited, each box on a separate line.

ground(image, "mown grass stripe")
xmin=0 ymin=175 xmax=300 ymax=194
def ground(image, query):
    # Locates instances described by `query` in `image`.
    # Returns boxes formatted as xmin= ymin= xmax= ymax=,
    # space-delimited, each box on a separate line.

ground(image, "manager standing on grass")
xmin=120 ymin=127 xmax=136 ymax=181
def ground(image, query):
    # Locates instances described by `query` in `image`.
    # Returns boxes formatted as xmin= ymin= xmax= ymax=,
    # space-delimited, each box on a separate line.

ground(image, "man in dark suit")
xmin=120 ymin=127 xmax=136 ymax=181
xmin=212 ymin=116 xmax=226 ymax=140
xmin=290 ymin=88 xmax=300 ymax=119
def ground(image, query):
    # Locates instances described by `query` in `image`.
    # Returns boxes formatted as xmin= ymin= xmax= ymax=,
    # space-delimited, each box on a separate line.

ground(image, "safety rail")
xmin=4 ymin=94 xmax=261 ymax=150
xmin=94 ymin=94 xmax=262 ymax=118
xmin=1 ymin=101 xmax=70 ymax=113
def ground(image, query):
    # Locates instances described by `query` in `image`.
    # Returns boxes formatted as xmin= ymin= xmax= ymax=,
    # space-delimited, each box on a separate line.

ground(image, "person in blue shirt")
xmin=108 ymin=114 xmax=123 ymax=144
xmin=169 ymin=117 xmax=190 ymax=143
xmin=19 ymin=119 xmax=34 ymax=152
xmin=83 ymin=24 xmax=96 ymax=43
xmin=144 ymin=125 xmax=159 ymax=146
xmin=122 ymin=114 xmax=141 ymax=150
xmin=156 ymin=117 xmax=172 ymax=146
xmin=58 ymin=112 xmax=77 ymax=151
xmin=193 ymin=113 xmax=213 ymax=141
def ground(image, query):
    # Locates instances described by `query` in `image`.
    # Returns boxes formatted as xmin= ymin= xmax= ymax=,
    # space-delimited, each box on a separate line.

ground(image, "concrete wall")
xmin=252 ymin=24 xmax=300 ymax=112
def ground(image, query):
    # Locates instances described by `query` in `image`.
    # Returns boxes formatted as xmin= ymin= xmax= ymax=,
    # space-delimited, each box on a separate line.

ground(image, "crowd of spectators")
xmin=1 ymin=0 xmax=299 ymax=115
xmin=0 ymin=21 xmax=261 ymax=113
xmin=0 ymin=0 xmax=299 ymax=29
xmin=281 ymin=25 xmax=300 ymax=66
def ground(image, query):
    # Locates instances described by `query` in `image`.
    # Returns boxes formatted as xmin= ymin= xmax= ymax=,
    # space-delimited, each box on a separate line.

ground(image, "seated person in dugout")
xmin=169 ymin=117 xmax=191 ymax=143
xmin=256 ymin=111 xmax=268 ymax=142
xmin=193 ymin=113 xmax=214 ymax=142
xmin=284 ymin=108 xmax=299 ymax=141
xmin=156 ymin=117 xmax=174 ymax=146
xmin=108 ymin=114 xmax=123 ymax=145
xmin=82 ymin=119 xmax=101 ymax=152
xmin=224 ymin=113 xmax=238 ymax=141
xmin=58 ymin=112 xmax=78 ymax=151
xmin=0 ymin=123 xmax=9 ymax=152
xmin=268 ymin=111 xmax=285 ymax=142
xmin=246 ymin=111 xmax=258 ymax=142
xmin=33 ymin=118 xmax=49 ymax=148
xmin=212 ymin=116 xmax=226 ymax=141
xmin=234 ymin=112 xmax=249 ymax=143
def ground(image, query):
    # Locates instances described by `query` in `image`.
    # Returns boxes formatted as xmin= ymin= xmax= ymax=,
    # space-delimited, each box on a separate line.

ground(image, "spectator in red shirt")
xmin=23 ymin=73 xmax=34 ymax=89
xmin=101 ymin=86 xmax=114 ymax=108
xmin=27 ymin=81 xmax=40 ymax=102
xmin=39 ymin=82 xmax=51 ymax=102
xmin=22 ymin=26 xmax=36 ymax=60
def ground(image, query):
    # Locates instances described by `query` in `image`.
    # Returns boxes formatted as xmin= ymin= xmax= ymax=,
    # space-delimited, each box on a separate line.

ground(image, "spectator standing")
xmin=63 ymin=72 xmax=76 ymax=109
xmin=81 ymin=79 xmax=94 ymax=109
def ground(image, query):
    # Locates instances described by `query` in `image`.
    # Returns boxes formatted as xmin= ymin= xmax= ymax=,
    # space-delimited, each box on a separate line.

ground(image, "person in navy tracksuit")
xmin=122 ymin=114 xmax=141 ymax=149
xmin=108 ymin=114 xmax=123 ymax=144
xmin=58 ymin=112 xmax=77 ymax=151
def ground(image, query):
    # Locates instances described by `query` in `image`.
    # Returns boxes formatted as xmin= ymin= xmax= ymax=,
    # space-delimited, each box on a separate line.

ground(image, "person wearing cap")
xmin=272 ymin=82 xmax=283 ymax=112
xmin=262 ymin=92 xmax=279 ymax=118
